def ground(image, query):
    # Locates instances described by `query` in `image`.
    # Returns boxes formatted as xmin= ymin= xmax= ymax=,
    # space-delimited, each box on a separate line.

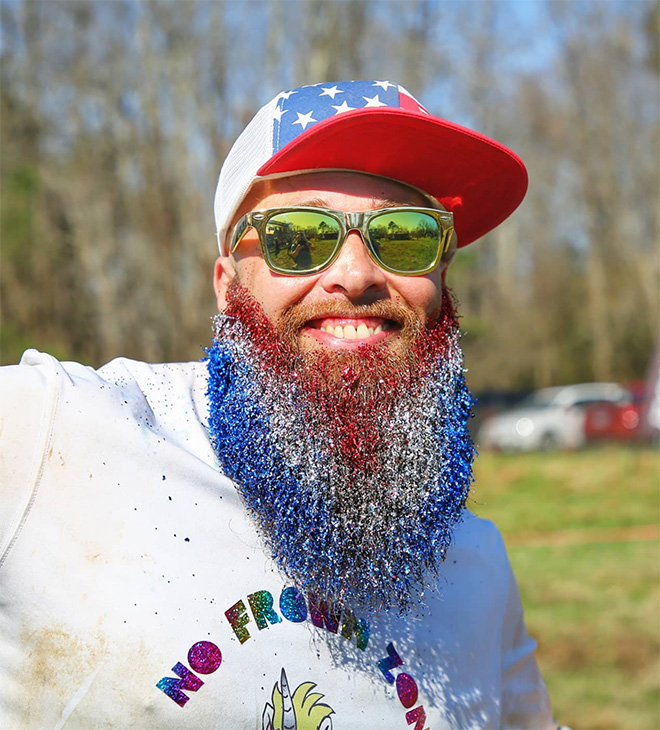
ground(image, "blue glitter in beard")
xmin=205 ymin=335 xmax=333 ymax=555
xmin=205 ymin=297 xmax=476 ymax=615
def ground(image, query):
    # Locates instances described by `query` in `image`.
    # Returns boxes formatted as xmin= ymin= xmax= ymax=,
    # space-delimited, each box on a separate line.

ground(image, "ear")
xmin=213 ymin=255 xmax=237 ymax=312
xmin=440 ymin=260 xmax=450 ymax=284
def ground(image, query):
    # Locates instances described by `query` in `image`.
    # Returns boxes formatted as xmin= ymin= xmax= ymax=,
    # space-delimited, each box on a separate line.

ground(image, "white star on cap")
xmin=278 ymin=89 xmax=298 ymax=101
xmin=363 ymin=94 xmax=387 ymax=107
xmin=272 ymin=106 xmax=287 ymax=122
xmin=319 ymin=85 xmax=343 ymax=99
xmin=372 ymin=80 xmax=395 ymax=90
xmin=332 ymin=100 xmax=356 ymax=114
xmin=292 ymin=110 xmax=317 ymax=129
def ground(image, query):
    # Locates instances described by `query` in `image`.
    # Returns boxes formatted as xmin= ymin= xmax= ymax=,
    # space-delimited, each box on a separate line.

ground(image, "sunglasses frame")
xmin=229 ymin=206 xmax=455 ymax=276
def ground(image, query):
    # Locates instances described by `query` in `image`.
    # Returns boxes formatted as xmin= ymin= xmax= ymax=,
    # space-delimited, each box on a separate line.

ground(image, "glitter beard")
xmin=206 ymin=284 xmax=475 ymax=614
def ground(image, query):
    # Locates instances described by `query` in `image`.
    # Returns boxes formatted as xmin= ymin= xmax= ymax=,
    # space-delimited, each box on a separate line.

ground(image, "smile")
xmin=305 ymin=317 xmax=395 ymax=346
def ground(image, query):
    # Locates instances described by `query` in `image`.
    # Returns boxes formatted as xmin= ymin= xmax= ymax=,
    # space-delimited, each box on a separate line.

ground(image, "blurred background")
xmin=1 ymin=0 xmax=658 ymax=726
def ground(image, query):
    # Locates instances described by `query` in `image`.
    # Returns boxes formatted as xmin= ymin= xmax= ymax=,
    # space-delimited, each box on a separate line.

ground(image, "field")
xmin=469 ymin=447 xmax=659 ymax=730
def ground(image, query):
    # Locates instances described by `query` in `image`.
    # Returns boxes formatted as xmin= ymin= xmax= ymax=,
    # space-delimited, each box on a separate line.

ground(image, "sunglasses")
xmin=229 ymin=206 xmax=454 ymax=276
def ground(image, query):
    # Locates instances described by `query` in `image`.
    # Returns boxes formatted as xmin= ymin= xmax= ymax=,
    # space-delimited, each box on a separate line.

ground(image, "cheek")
xmin=234 ymin=259 xmax=317 ymax=320
xmin=392 ymin=272 xmax=445 ymax=315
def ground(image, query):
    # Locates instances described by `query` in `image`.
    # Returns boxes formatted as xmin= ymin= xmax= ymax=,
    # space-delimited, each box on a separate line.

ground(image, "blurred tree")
xmin=0 ymin=0 xmax=657 ymax=393
xmin=448 ymin=0 xmax=659 ymax=389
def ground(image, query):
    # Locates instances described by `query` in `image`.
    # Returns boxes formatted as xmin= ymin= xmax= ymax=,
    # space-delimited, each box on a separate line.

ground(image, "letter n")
xmin=406 ymin=705 xmax=429 ymax=730
xmin=156 ymin=662 xmax=203 ymax=707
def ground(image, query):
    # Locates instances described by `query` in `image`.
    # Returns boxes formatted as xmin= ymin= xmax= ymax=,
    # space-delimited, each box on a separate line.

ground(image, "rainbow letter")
xmin=378 ymin=642 xmax=403 ymax=683
xmin=225 ymin=600 xmax=251 ymax=643
xmin=248 ymin=590 xmax=282 ymax=630
xmin=156 ymin=662 xmax=203 ymax=707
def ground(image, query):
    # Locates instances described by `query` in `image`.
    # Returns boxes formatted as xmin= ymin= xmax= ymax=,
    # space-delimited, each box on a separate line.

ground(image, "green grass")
xmin=376 ymin=236 xmax=437 ymax=270
xmin=469 ymin=447 xmax=660 ymax=730
xmin=470 ymin=448 xmax=659 ymax=533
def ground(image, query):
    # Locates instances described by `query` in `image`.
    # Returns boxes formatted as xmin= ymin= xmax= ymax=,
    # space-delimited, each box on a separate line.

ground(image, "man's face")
xmin=213 ymin=171 xmax=449 ymax=354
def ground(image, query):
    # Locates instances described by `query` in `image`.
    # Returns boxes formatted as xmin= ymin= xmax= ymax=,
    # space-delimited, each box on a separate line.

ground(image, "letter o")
xmin=395 ymin=672 xmax=419 ymax=709
xmin=188 ymin=641 xmax=222 ymax=674
xmin=279 ymin=586 xmax=308 ymax=623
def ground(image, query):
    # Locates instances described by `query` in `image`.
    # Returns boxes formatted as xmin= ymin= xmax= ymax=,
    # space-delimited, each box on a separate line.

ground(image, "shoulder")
xmin=2 ymin=349 xmax=206 ymax=401
xmin=0 ymin=351 xmax=210 ymax=561
xmin=1 ymin=350 xmax=206 ymax=418
xmin=0 ymin=351 xmax=75 ymax=470
xmin=0 ymin=351 xmax=81 ymax=560
xmin=430 ymin=511 xmax=515 ymax=617
xmin=450 ymin=509 xmax=509 ymax=566
xmin=1 ymin=349 xmax=94 ymax=396
xmin=97 ymin=356 xmax=207 ymax=392
xmin=96 ymin=357 xmax=210 ymax=435
xmin=1 ymin=349 xmax=210 ymax=436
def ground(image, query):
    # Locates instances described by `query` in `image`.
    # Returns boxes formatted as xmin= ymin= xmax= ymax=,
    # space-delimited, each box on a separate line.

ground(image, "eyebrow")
xmin=372 ymin=198 xmax=424 ymax=209
xmin=293 ymin=196 xmax=333 ymax=208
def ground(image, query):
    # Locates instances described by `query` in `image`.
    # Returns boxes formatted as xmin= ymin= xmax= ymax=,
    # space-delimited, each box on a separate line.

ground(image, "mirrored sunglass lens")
xmin=264 ymin=212 xmax=340 ymax=272
xmin=368 ymin=211 xmax=441 ymax=272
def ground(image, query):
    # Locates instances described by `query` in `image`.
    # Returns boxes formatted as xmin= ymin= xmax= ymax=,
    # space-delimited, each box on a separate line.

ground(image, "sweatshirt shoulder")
xmin=4 ymin=349 xmax=206 ymax=390
xmin=0 ymin=351 xmax=210 ymax=563
xmin=453 ymin=509 xmax=508 ymax=555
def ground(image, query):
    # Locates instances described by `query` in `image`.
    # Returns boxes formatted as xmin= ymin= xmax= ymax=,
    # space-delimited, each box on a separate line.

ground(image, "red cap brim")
xmin=258 ymin=108 xmax=527 ymax=247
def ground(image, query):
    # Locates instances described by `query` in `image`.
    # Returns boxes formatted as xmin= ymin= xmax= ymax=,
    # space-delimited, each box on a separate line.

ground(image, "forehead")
xmin=236 ymin=171 xmax=433 ymax=216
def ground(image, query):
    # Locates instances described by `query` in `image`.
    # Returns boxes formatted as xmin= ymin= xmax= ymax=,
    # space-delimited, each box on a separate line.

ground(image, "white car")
xmin=478 ymin=383 xmax=631 ymax=451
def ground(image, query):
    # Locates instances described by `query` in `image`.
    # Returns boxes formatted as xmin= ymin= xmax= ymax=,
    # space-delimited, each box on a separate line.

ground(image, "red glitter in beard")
xmin=222 ymin=282 xmax=458 ymax=474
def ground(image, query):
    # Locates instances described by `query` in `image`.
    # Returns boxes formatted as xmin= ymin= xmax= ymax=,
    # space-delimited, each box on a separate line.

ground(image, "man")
xmin=0 ymin=80 xmax=556 ymax=728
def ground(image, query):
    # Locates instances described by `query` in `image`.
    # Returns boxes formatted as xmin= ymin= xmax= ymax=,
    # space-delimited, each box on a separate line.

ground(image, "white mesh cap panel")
xmin=214 ymin=95 xmax=278 ymax=254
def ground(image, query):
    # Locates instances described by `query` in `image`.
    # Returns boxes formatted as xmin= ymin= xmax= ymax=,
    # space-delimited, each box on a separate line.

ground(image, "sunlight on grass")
xmin=468 ymin=447 xmax=659 ymax=729
xmin=470 ymin=447 xmax=659 ymax=532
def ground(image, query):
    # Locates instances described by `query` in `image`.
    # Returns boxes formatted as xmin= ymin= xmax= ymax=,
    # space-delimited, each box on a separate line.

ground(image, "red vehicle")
xmin=584 ymin=383 xmax=651 ymax=444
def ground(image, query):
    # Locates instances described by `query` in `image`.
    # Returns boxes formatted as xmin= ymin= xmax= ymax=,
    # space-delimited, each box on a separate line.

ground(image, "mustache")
xmin=277 ymin=298 xmax=424 ymax=345
xmin=220 ymin=281 xmax=459 ymax=390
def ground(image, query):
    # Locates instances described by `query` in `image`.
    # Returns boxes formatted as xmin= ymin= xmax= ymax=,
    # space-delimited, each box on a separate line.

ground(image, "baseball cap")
xmin=214 ymin=80 xmax=528 ymax=254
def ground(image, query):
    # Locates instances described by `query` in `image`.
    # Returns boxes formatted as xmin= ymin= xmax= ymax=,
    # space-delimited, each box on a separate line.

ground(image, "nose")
xmin=318 ymin=229 xmax=387 ymax=299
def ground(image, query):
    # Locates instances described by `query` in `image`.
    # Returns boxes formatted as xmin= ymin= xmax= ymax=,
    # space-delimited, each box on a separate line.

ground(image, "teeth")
xmin=321 ymin=323 xmax=383 ymax=339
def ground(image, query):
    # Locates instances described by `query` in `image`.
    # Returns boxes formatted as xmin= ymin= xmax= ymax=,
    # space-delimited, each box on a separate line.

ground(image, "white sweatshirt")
xmin=0 ymin=350 xmax=554 ymax=729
